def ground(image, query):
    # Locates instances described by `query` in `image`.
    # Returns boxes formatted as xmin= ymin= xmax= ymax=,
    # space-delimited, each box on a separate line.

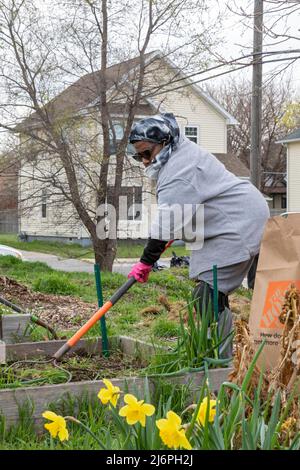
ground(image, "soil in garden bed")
xmin=0 ymin=350 xmax=144 ymax=389
xmin=0 ymin=276 xmax=97 ymax=329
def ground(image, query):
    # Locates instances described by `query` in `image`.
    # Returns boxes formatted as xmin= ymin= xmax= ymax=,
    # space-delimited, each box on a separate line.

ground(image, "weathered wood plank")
xmin=0 ymin=369 xmax=233 ymax=427
xmin=158 ymin=367 xmax=233 ymax=395
xmin=5 ymin=335 xmax=160 ymax=362
xmin=0 ymin=340 xmax=5 ymax=364
xmin=113 ymin=336 xmax=167 ymax=366
xmin=5 ymin=337 xmax=104 ymax=361
xmin=0 ymin=376 xmax=149 ymax=427
xmin=0 ymin=314 xmax=31 ymax=343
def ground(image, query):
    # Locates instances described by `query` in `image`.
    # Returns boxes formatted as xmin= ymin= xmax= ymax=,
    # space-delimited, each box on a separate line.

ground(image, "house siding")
xmin=19 ymin=161 xmax=88 ymax=239
xmin=0 ymin=162 xmax=18 ymax=233
xmin=287 ymin=142 xmax=300 ymax=212
xmin=166 ymin=90 xmax=227 ymax=153
xmin=19 ymin=151 xmax=151 ymax=241
xmin=148 ymin=61 xmax=227 ymax=154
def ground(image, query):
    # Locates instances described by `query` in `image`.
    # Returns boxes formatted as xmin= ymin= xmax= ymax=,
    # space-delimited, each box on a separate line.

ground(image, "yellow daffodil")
xmin=98 ymin=379 xmax=121 ymax=408
xmin=42 ymin=411 xmax=69 ymax=442
xmin=197 ymin=397 xmax=217 ymax=426
xmin=119 ymin=394 xmax=155 ymax=427
xmin=156 ymin=410 xmax=192 ymax=450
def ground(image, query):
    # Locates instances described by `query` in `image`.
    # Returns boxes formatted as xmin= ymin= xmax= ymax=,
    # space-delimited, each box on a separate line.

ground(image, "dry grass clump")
xmin=139 ymin=306 xmax=163 ymax=316
xmin=229 ymin=318 xmax=269 ymax=396
xmin=230 ymin=293 xmax=251 ymax=322
xmin=270 ymin=284 xmax=300 ymax=392
xmin=139 ymin=295 xmax=187 ymax=322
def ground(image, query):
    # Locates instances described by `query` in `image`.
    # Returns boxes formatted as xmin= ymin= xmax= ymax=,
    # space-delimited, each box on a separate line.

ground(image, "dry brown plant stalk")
xmin=229 ymin=319 xmax=268 ymax=397
xmin=269 ymin=284 xmax=300 ymax=392
xmin=230 ymin=284 xmax=300 ymax=414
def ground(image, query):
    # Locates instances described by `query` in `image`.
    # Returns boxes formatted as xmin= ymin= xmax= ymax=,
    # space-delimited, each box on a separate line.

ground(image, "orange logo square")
xmin=260 ymin=280 xmax=300 ymax=329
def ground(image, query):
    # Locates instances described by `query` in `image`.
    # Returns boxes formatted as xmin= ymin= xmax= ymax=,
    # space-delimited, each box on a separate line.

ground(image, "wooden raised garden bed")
xmin=0 ymin=335 xmax=232 ymax=427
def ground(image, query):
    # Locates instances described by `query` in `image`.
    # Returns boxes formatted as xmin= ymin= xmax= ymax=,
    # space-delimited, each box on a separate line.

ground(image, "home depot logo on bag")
xmin=260 ymin=281 xmax=300 ymax=329
xmin=249 ymin=214 xmax=300 ymax=371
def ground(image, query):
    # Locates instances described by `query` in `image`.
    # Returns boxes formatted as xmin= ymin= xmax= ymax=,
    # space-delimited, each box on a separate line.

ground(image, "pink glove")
xmin=128 ymin=261 xmax=152 ymax=283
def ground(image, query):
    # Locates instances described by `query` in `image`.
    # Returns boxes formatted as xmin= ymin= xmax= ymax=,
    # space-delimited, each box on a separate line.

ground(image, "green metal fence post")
xmin=94 ymin=263 xmax=109 ymax=357
xmin=213 ymin=265 xmax=218 ymax=322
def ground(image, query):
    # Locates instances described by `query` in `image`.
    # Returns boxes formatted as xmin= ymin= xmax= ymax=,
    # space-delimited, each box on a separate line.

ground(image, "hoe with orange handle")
xmin=53 ymin=240 xmax=174 ymax=361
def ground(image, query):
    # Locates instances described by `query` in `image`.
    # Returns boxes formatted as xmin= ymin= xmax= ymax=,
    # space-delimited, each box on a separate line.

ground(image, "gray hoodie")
xmin=150 ymin=136 xmax=270 ymax=279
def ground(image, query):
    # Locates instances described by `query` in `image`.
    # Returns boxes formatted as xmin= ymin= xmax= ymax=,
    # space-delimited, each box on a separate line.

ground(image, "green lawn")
xmin=0 ymin=234 xmax=188 ymax=259
xmin=0 ymin=255 xmax=193 ymax=343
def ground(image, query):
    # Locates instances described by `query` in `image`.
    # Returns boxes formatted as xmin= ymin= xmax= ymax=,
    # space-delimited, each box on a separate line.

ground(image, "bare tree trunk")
xmin=94 ymin=0 xmax=114 ymax=270
xmin=92 ymin=237 xmax=115 ymax=271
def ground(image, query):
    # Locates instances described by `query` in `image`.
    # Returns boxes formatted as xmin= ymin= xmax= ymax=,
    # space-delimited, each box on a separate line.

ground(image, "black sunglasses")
xmin=132 ymin=147 xmax=154 ymax=162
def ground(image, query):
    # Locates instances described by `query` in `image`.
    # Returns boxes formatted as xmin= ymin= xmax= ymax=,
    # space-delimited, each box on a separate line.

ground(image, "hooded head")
xmin=129 ymin=114 xmax=180 ymax=180
xmin=129 ymin=113 xmax=179 ymax=152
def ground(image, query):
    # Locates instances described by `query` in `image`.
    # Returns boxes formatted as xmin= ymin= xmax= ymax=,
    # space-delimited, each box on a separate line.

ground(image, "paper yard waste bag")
xmin=249 ymin=213 xmax=300 ymax=371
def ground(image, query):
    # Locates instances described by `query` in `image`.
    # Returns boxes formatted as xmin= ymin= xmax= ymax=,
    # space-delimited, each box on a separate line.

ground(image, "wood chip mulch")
xmin=0 ymin=276 xmax=97 ymax=330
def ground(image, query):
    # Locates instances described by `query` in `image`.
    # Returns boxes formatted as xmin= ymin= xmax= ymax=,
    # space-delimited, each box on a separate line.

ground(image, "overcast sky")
xmin=38 ymin=0 xmax=300 ymax=93
xmin=216 ymin=0 xmax=300 ymax=93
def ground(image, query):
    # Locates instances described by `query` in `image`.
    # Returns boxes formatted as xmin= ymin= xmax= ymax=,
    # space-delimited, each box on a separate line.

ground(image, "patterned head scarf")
xmin=129 ymin=113 xmax=180 ymax=171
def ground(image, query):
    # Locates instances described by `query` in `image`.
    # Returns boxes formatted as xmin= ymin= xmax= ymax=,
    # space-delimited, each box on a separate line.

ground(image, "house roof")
xmin=214 ymin=153 xmax=250 ymax=178
xmin=263 ymin=174 xmax=286 ymax=194
xmin=158 ymin=54 xmax=238 ymax=125
xmin=264 ymin=186 xmax=286 ymax=194
xmin=16 ymin=53 xmax=157 ymax=132
xmin=277 ymin=128 xmax=300 ymax=144
xmin=16 ymin=51 xmax=237 ymax=131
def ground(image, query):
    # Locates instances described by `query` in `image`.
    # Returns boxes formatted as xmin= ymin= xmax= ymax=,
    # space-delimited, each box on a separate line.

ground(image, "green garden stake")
xmin=94 ymin=263 xmax=109 ymax=357
xmin=212 ymin=264 xmax=219 ymax=360
xmin=213 ymin=265 xmax=218 ymax=322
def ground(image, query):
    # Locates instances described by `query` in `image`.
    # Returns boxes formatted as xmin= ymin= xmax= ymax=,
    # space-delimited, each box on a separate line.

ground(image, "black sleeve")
xmin=140 ymin=238 xmax=168 ymax=266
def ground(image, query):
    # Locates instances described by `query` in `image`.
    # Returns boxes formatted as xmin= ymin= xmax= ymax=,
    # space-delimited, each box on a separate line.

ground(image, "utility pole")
xmin=250 ymin=0 xmax=263 ymax=190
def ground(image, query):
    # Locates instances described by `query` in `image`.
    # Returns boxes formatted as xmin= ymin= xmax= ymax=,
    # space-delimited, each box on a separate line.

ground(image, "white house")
xmin=277 ymin=128 xmax=300 ymax=212
xmin=17 ymin=51 xmax=248 ymax=245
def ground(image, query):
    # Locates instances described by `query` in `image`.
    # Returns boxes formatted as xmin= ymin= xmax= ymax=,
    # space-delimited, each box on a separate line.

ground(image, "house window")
xmin=41 ymin=190 xmax=47 ymax=218
xmin=107 ymin=186 xmax=142 ymax=221
xmin=127 ymin=186 xmax=142 ymax=221
xmin=109 ymin=123 xmax=123 ymax=154
xmin=184 ymin=126 xmax=198 ymax=144
xmin=281 ymin=195 xmax=287 ymax=209
xmin=109 ymin=123 xmax=135 ymax=155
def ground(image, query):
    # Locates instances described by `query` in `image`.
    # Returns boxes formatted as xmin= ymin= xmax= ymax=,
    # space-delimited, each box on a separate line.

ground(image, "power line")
xmin=146 ymin=54 xmax=300 ymax=99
